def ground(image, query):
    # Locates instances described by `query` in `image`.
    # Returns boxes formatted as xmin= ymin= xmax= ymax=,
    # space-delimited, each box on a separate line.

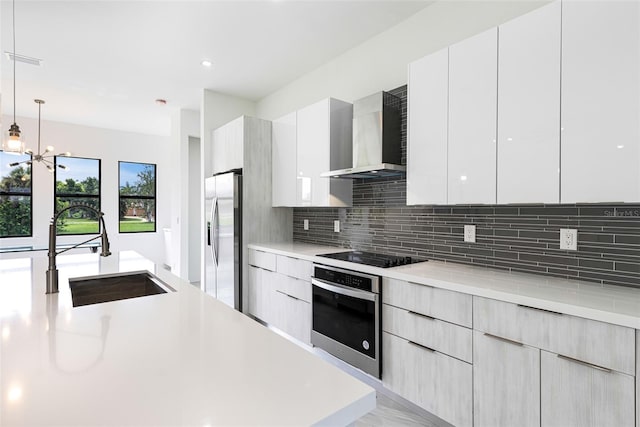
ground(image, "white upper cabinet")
xmin=212 ymin=116 xmax=244 ymax=175
xmin=561 ymin=0 xmax=640 ymax=203
xmin=448 ymin=28 xmax=498 ymax=205
xmin=497 ymin=2 xmax=561 ymax=204
xmin=407 ymin=47 xmax=449 ymax=205
xmin=271 ymin=112 xmax=297 ymax=207
xmin=296 ymin=98 xmax=352 ymax=207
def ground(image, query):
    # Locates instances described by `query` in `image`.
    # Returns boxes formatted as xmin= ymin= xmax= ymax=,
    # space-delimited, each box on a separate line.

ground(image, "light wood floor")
xmin=356 ymin=393 xmax=441 ymax=426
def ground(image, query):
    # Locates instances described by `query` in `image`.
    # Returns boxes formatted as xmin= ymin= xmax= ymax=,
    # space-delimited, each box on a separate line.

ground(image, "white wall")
xmin=170 ymin=108 xmax=199 ymax=280
xmin=1 ymin=114 xmax=171 ymax=264
xmin=255 ymin=0 xmax=547 ymax=119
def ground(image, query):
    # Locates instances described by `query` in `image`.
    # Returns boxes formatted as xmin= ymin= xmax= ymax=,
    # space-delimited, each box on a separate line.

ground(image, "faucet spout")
xmin=46 ymin=205 xmax=111 ymax=294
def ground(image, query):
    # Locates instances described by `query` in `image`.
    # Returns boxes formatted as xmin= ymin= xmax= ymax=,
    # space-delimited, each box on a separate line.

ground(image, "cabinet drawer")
xmin=248 ymin=249 xmax=276 ymax=271
xmin=276 ymin=255 xmax=312 ymax=281
xmin=383 ymin=278 xmax=472 ymax=328
xmin=473 ymin=296 xmax=635 ymax=375
xmin=541 ymin=350 xmax=635 ymax=427
xmin=271 ymin=290 xmax=311 ymax=345
xmin=383 ymin=304 xmax=472 ymax=363
xmin=382 ymin=331 xmax=472 ymax=427
xmin=273 ymin=273 xmax=311 ymax=304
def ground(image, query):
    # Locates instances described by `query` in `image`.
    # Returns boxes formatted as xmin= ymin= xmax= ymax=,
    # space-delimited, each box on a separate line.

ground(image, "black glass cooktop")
xmin=318 ymin=251 xmax=425 ymax=268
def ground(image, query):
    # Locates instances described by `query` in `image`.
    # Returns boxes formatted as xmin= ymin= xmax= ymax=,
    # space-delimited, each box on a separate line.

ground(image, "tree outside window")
xmin=55 ymin=156 xmax=101 ymax=235
xmin=0 ymin=152 xmax=32 ymax=238
xmin=119 ymin=161 xmax=156 ymax=233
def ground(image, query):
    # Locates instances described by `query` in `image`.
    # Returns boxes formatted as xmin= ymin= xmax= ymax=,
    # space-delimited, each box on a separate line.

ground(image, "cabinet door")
xmin=561 ymin=1 xmax=640 ymax=202
xmin=448 ymin=27 xmax=497 ymax=204
xmin=212 ymin=117 xmax=244 ymax=175
xmin=212 ymin=125 xmax=227 ymax=176
xmin=473 ymin=331 xmax=540 ymax=427
xmin=271 ymin=112 xmax=297 ymax=207
xmin=272 ymin=285 xmax=311 ymax=345
xmin=636 ymin=329 xmax=640 ymax=427
xmin=407 ymin=47 xmax=449 ymax=205
xmin=296 ymin=99 xmax=330 ymax=207
xmin=497 ymin=1 xmax=560 ymax=203
xmin=247 ymin=266 xmax=269 ymax=321
xmin=383 ymin=332 xmax=472 ymax=427
xmin=541 ymin=350 xmax=635 ymax=427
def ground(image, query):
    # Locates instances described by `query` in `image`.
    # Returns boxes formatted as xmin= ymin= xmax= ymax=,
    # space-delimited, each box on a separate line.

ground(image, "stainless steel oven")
xmin=311 ymin=264 xmax=381 ymax=378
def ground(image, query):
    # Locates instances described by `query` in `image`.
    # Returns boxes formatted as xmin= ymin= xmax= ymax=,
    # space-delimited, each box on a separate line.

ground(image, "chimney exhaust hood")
xmin=321 ymin=91 xmax=404 ymax=179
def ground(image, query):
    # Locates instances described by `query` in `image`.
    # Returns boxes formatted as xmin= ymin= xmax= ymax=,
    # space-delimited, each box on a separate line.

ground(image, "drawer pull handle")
xmin=484 ymin=333 xmax=523 ymax=347
xmin=408 ymin=310 xmax=436 ymax=321
xmin=408 ymin=340 xmax=436 ymax=353
xmin=276 ymin=290 xmax=299 ymax=301
xmin=409 ymin=281 xmax=433 ymax=289
xmin=557 ymin=354 xmax=612 ymax=373
xmin=517 ymin=304 xmax=563 ymax=316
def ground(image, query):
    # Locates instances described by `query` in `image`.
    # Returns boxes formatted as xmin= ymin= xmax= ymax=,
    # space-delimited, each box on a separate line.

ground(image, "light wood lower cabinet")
xmin=473 ymin=330 xmax=540 ymax=427
xmin=383 ymin=304 xmax=472 ymax=363
xmin=637 ymin=330 xmax=639 ymax=427
xmin=247 ymin=266 xmax=274 ymax=322
xmin=247 ymin=264 xmax=311 ymax=345
xmin=474 ymin=296 xmax=635 ymax=375
xmin=383 ymin=331 xmax=472 ymax=427
xmin=271 ymin=288 xmax=311 ymax=344
xmin=541 ymin=350 xmax=635 ymax=427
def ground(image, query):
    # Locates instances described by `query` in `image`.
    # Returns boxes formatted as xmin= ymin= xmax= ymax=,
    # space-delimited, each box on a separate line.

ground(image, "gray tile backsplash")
xmin=292 ymin=85 xmax=640 ymax=288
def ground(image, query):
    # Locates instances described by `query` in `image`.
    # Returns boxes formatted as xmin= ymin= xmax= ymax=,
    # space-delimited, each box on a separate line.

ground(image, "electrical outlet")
xmin=303 ymin=219 xmax=309 ymax=230
xmin=464 ymin=225 xmax=476 ymax=243
xmin=334 ymin=220 xmax=340 ymax=233
xmin=560 ymin=228 xmax=578 ymax=250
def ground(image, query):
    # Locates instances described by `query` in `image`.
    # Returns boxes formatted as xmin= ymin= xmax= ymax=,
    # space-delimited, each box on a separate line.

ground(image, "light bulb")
xmin=47 ymin=165 xmax=54 ymax=173
xmin=3 ymin=123 xmax=25 ymax=154
xmin=45 ymin=145 xmax=54 ymax=152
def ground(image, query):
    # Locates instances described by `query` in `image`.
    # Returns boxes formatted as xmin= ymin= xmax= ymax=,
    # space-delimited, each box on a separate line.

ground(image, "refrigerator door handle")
xmin=212 ymin=197 xmax=219 ymax=265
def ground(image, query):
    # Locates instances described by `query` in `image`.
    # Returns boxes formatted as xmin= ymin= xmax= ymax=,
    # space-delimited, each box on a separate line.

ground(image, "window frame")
xmin=118 ymin=161 xmax=157 ymax=234
xmin=0 ymin=151 xmax=33 ymax=238
xmin=54 ymin=156 xmax=102 ymax=236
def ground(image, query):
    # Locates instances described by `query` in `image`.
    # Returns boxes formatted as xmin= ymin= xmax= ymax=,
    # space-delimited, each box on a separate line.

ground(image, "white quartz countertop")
xmin=249 ymin=242 xmax=640 ymax=329
xmin=0 ymin=251 xmax=375 ymax=426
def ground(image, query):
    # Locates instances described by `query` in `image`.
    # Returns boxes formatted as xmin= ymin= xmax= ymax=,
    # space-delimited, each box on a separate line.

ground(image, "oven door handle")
xmin=311 ymin=278 xmax=377 ymax=302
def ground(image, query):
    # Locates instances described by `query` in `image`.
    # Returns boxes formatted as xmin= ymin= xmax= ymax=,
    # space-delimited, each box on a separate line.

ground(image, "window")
xmin=0 ymin=152 xmax=32 ymax=238
xmin=54 ymin=156 xmax=101 ymax=235
xmin=119 ymin=161 xmax=156 ymax=233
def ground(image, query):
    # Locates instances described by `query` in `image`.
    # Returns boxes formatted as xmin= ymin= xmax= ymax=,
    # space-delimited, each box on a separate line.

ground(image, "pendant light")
xmin=2 ymin=0 xmax=25 ymax=154
xmin=8 ymin=99 xmax=70 ymax=172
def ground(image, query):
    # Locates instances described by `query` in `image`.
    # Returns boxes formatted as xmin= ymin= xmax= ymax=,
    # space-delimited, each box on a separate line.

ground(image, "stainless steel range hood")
xmin=322 ymin=91 xmax=404 ymax=179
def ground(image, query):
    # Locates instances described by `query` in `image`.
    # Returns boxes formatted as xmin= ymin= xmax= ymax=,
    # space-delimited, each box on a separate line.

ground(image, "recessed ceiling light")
xmin=201 ymin=60 xmax=213 ymax=68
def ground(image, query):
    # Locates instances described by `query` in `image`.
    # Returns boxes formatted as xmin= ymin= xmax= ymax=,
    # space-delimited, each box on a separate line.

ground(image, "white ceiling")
xmin=0 ymin=0 xmax=430 ymax=136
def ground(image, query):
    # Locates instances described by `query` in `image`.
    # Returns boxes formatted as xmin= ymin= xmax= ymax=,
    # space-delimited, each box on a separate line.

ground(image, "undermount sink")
xmin=68 ymin=271 xmax=175 ymax=307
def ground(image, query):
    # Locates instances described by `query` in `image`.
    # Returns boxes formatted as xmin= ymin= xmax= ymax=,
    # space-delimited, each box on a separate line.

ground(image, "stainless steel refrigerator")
xmin=205 ymin=170 xmax=242 ymax=311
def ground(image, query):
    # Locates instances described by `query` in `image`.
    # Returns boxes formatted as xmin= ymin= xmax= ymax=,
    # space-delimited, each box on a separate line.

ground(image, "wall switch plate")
xmin=303 ymin=219 xmax=309 ymax=230
xmin=560 ymin=228 xmax=578 ymax=250
xmin=334 ymin=220 xmax=340 ymax=233
xmin=464 ymin=225 xmax=476 ymax=243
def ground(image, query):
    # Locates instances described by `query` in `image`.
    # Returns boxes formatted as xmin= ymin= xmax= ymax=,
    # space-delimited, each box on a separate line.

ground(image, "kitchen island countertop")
xmin=0 ymin=250 xmax=375 ymax=426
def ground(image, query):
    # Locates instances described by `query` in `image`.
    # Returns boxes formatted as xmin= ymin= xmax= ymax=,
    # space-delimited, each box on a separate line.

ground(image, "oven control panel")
xmin=313 ymin=265 xmax=379 ymax=293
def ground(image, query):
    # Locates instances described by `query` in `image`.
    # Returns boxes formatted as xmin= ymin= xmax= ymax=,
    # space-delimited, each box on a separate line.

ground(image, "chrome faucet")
xmin=46 ymin=205 xmax=111 ymax=294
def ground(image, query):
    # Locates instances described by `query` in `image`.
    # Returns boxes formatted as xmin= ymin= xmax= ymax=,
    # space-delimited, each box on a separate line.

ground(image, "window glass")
xmin=119 ymin=161 xmax=156 ymax=233
xmin=55 ymin=156 xmax=101 ymax=235
xmin=0 ymin=152 xmax=32 ymax=238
